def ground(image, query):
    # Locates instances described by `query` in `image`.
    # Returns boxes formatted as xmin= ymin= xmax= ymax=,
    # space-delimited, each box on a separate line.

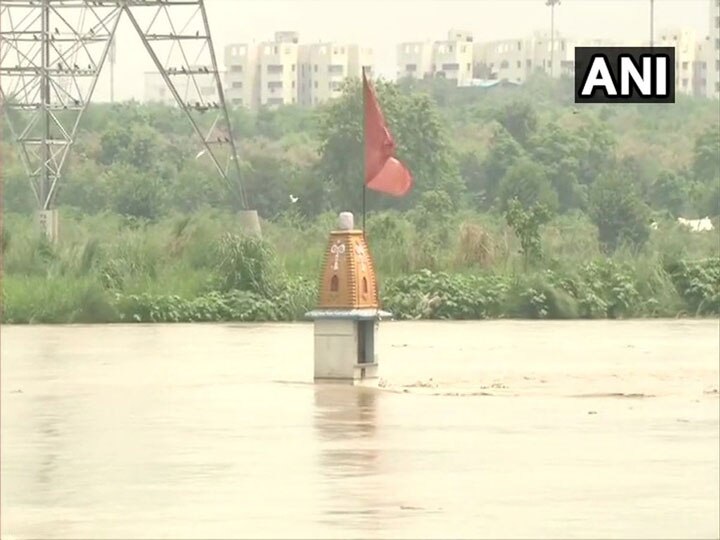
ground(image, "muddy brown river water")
xmin=1 ymin=320 xmax=718 ymax=539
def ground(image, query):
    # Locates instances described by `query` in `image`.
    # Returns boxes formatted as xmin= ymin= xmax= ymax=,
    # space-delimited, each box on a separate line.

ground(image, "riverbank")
xmin=2 ymin=210 xmax=718 ymax=324
xmin=3 ymin=256 xmax=718 ymax=324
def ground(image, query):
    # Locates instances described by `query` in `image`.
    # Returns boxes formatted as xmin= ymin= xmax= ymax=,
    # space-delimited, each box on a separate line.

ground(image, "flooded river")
xmin=1 ymin=320 xmax=719 ymax=539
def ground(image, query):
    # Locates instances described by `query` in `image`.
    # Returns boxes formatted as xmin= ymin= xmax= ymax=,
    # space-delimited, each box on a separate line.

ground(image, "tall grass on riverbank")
xmin=1 ymin=208 xmax=718 ymax=324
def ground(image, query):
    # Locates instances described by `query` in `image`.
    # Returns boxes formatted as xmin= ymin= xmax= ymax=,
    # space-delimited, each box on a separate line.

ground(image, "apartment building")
xmin=473 ymin=32 xmax=585 ymax=84
xmin=224 ymin=43 xmax=260 ymax=109
xmin=396 ymin=30 xmax=474 ymax=85
xmin=706 ymin=0 xmax=720 ymax=98
xmin=144 ymin=68 xmax=221 ymax=106
xmin=258 ymin=31 xmax=300 ymax=107
xmin=298 ymin=43 xmax=373 ymax=106
xmin=397 ymin=41 xmax=434 ymax=80
xmin=434 ymin=30 xmax=474 ymax=86
xmin=224 ymin=32 xmax=373 ymax=109
xmin=656 ymin=28 xmax=702 ymax=96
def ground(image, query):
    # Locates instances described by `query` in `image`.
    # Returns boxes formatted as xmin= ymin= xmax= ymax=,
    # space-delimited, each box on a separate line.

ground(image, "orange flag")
xmin=363 ymin=70 xmax=413 ymax=197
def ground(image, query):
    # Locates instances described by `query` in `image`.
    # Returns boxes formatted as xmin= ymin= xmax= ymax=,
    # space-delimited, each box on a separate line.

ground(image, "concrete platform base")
xmin=307 ymin=311 xmax=390 ymax=386
xmin=36 ymin=209 xmax=59 ymax=243
xmin=238 ymin=210 xmax=262 ymax=238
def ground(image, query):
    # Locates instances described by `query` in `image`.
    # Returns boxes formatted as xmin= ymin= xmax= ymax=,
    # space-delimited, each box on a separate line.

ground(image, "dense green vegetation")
xmin=2 ymin=74 xmax=719 ymax=324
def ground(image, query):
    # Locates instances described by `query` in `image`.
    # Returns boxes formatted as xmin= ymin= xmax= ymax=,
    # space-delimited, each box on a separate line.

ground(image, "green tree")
xmin=493 ymin=99 xmax=538 ymax=147
xmin=588 ymin=171 xmax=651 ymax=253
xmin=481 ymin=124 xmax=524 ymax=206
xmin=692 ymin=125 xmax=720 ymax=185
xmin=107 ymin=164 xmax=166 ymax=220
xmin=529 ymin=122 xmax=583 ymax=212
xmin=1 ymin=156 xmax=35 ymax=213
xmin=497 ymin=157 xmax=559 ymax=213
xmin=648 ymin=170 xmax=691 ymax=216
xmin=316 ymin=78 xmax=464 ymax=215
xmin=58 ymin=159 xmax=110 ymax=213
xmin=409 ymin=189 xmax=455 ymax=269
xmin=504 ymin=197 xmax=551 ymax=266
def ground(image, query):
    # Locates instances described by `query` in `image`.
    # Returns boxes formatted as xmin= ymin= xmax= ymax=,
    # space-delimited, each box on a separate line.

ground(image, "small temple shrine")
xmin=306 ymin=212 xmax=391 ymax=385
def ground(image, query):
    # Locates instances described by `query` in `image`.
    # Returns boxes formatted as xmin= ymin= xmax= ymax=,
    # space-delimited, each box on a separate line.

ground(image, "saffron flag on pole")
xmin=363 ymin=70 xmax=413 ymax=197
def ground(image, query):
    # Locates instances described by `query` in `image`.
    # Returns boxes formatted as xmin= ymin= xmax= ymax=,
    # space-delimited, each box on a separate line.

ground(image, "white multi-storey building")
xmin=396 ymin=41 xmax=434 ymax=80
xmin=144 ymin=68 xmax=221 ymax=106
xmin=224 ymin=43 xmax=260 ymax=109
xmin=224 ymin=31 xmax=373 ymax=109
xmin=298 ymin=43 xmax=373 ymax=106
xmin=397 ymin=30 xmax=474 ymax=85
xmin=473 ymin=32 xmax=591 ymax=83
xmin=656 ymin=28 xmax=702 ymax=96
xmin=706 ymin=0 xmax=720 ymax=98
xmin=258 ymin=31 xmax=300 ymax=107
xmin=473 ymin=38 xmax=534 ymax=82
xmin=433 ymin=30 xmax=474 ymax=86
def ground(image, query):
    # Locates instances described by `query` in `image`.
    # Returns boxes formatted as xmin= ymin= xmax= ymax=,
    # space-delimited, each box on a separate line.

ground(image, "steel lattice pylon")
xmin=0 ymin=0 xmax=247 ymax=216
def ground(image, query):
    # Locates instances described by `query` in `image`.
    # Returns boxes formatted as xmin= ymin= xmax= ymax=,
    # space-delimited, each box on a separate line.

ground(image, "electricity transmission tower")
xmin=0 ymin=0 xmax=252 ymax=240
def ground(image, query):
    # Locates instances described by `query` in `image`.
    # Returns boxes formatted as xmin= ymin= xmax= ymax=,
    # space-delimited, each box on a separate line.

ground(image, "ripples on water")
xmin=1 ymin=320 xmax=719 ymax=539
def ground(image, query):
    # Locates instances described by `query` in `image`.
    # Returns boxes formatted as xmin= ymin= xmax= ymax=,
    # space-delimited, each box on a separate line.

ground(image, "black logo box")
xmin=574 ymin=46 xmax=676 ymax=104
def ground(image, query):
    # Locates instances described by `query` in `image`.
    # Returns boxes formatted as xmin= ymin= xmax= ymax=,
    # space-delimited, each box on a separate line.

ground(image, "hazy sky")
xmin=92 ymin=0 xmax=714 ymax=102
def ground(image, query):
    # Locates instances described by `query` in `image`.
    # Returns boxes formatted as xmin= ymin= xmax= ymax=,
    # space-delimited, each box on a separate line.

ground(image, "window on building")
xmin=682 ymin=78 xmax=688 ymax=87
xmin=267 ymin=64 xmax=283 ymax=74
xmin=314 ymin=64 xmax=318 ymax=72
xmin=231 ymin=65 xmax=243 ymax=73
xmin=268 ymin=97 xmax=284 ymax=105
xmin=406 ymin=63 xmax=417 ymax=72
xmin=442 ymin=62 xmax=459 ymax=71
xmin=500 ymin=60 xmax=509 ymax=69
xmin=268 ymin=81 xmax=283 ymax=90
xmin=328 ymin=64 xmax=344 ymax=74
xmin=466 ymin=63 xmax=471 ymax=71
xmin=232 ymin=81 xmax=243 ymax=88
xmin=291 ymin=64 xmax=296 ymax=72
xmin=461 ymin=46 xmax=466 ymax=53
xmin=314 ymin=81 xmax=318 ymax=88
xmin=517 ymin=41 xmax=522 ymax=50
xmin=232 ymin=98 xmax=242 ymax=105
xmin=716 ymin=38 xmax=720 ymax=50
xmin=716 ymin=16 xmax=719 ymax=28
xmin=716 ymin=82 xmax=720 ymax=92
xmin=526 ymin=59 xmax=532 ymax=68
xmin=517 ymin=60 xmax=521 ymax=68
xmin=292 ymin=81 xmax=295 ymax=89
xmin=449 ymin=45 xmax=454 ymax=52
